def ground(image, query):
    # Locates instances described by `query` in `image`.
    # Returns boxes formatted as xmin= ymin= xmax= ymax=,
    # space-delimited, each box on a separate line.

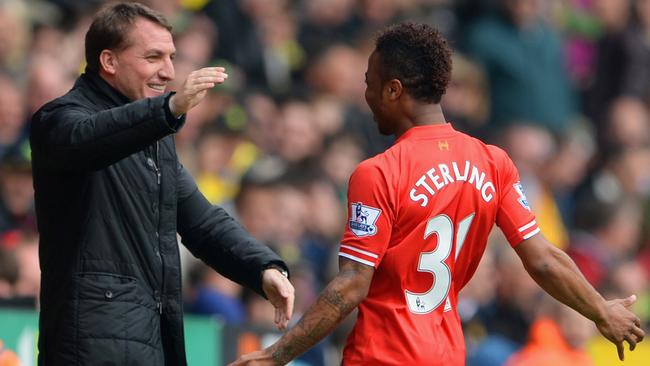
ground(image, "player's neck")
xmin=412 ymin=104 xmax=446 ymax=126
xmin=393 ymin=103 xmax=446 ymax=139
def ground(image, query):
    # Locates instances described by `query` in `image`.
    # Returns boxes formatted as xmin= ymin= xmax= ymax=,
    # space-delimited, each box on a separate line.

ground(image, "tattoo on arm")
xmin=271 ymin=261 xmax=373 ymax=364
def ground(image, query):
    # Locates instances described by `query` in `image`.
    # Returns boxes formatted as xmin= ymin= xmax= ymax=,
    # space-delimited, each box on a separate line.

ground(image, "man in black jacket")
xmin=30 ymin=3 xmax=294 ymax=365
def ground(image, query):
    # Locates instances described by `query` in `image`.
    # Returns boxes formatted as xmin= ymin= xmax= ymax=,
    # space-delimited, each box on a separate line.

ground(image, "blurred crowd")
xmin=0 ymin=0 xmax=649 ymax=365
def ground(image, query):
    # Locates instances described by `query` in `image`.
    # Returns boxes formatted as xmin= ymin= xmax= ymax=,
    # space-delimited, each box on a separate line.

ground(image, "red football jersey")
xmin=339 ymin=124 xmax=539 ymax=366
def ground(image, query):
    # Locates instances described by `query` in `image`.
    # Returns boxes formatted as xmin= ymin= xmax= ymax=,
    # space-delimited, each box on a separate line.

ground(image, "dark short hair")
xmin=85 ymin=2 xmax=172 ymax=72
xmin=375 ymin=23 xmax=452 ymax=103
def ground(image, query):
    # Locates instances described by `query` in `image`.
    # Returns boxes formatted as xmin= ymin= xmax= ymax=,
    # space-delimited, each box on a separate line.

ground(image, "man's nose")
xmin=159 ymin=57 xmax=175 ymax=80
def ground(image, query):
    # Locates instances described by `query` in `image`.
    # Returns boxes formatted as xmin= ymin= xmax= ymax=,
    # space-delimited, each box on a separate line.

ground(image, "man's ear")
xmin=383 ymin=79 xmax=403 ymax=101
xmin=99 ymin=49 xmax=118 ymax=75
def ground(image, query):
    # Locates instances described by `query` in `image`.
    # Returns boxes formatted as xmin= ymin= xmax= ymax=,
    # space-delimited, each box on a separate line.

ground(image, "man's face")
xmin=109 ymin=18 xmax=176 ymax=100
xmin=364 ymin=51 xmax=394 ymax=135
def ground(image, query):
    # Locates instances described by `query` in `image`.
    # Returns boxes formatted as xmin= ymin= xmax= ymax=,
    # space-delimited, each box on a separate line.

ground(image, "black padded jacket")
xmin=30 ymin=71 xmax=287 ymax=366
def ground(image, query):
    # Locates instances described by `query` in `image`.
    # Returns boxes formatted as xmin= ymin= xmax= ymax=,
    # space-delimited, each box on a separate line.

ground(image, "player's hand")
xmin=595 ymin=295 xmax=645 ymax=361
xmin=262 ymin=268 xmax=294 ymax=330
xmin=168 ymin=67 xmax=227 ymax=116
xmin=228 ymin=348 xmax=278 ymax=366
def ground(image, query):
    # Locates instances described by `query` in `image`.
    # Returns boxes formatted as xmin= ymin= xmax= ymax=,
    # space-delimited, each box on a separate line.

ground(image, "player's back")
xmin=339 ymin=124 xmax=537 ymax=365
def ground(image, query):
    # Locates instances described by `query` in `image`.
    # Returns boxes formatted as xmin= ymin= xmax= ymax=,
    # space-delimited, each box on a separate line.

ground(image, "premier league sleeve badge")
xmin=349 ymin=202 xmax=382 ymax=237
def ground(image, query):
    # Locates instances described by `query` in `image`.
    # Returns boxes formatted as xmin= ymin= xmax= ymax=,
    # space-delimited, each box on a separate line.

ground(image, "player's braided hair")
xmin=375 ymin=22 xmax=452 ymax=103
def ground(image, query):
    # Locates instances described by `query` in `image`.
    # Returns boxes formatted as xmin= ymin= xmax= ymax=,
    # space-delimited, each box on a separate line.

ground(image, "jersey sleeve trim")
xmin=517 ymin=219 xmax=540 ymax=240
xmin=518 ymin=220 xmax=537 ymax=233
xmin=340 ymin=244 xmax=379 ymax=258
xmin=339 ymin=252 xmax=376 ymax=267
xmin=522 ymin=227 xmax=541 ymax=240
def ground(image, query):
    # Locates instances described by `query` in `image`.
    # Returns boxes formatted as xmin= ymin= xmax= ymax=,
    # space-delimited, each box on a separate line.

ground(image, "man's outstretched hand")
xmin=169 ymin=67 xmax=228 ymax=117
xmin=228 ymin=348 xmax=277 ymax=366
xmin=262 ymin=268 xmax=294 ymax=330
xmin=595 ymin=294 xmax=645 ymax=361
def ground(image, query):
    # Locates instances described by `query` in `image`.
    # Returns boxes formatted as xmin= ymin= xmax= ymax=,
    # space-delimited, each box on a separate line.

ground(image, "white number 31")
xmin=405 ymin=213 xmax=474 ymax=314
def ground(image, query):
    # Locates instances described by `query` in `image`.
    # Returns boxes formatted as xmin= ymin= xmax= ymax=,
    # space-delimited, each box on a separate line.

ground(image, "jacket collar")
xmin=76 ymin=69 xmax=131 ymax=107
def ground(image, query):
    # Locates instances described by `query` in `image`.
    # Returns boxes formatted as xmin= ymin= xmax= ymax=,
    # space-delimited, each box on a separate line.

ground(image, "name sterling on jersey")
xmin=410 ymin=161 xmax=495 ymax=207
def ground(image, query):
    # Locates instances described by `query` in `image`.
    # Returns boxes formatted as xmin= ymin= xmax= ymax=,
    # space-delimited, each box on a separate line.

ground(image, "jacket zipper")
xmin=151 ymin=141 xmax=163 ymax=315
xmin=155 ymin=141 xmax=161 ymax=185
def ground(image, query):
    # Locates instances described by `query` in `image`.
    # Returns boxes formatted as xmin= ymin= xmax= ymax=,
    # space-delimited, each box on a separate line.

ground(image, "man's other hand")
xmin=595 ymin=294 xmax=645 ymax=361
xmin=228 ymin=348 xmax=278 ymax=366
xmin=262 ymin=268 xmax=294 ymax=330
xmin=168 ymin=67 xmax=227 ymax=117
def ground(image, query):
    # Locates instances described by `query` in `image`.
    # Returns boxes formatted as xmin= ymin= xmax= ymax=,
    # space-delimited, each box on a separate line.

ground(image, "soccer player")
xmin=230 ymin=23 xmax=645 ymax=366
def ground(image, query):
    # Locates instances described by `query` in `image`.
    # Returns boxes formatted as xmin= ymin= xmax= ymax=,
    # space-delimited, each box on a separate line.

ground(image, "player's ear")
xmin=99 ymin=49 xmax=118 ymax=75
xmin=384 ymin=79 xmax=403 ymax=101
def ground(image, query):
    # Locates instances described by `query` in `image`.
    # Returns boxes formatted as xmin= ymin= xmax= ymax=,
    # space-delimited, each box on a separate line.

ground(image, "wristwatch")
xmin=264 ymin=264 xmax=289 ymax=278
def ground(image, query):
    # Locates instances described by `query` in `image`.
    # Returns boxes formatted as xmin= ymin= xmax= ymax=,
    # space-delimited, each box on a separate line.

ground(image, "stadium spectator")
xmin=29 ymin=3 xmax=292 ymax=365
xmin=194 ymin=118 xmax=257 ymax=207
xmin=184 ymin=261 xmax=246 ymax=325
xmin=0 ymin=156 xmax=36 ymax=235
xmin=467 ymin=245 xmax=541 ymax=366
xmin=583 ymin=0 xmax=633 ymax=135
xmin=464 ymin=0 xmax=577 ymax=134
xmin=25 ymin=54 xmax=76 ymax=117
xmin=500 ymin=123 xmax=570 ymax=248
xmin=274 ymin=99 xmax=323 ymax=164
xmin=569 ymin=198 xmax=643 ymax=288
xmin=0 ymin=75 xmax=28 ymax=162
xmin=0 ymin=0 xmax=30 ymax=74
xmin=0 ymin=246 xmax=18 ymax=299
xmin=506 ymin=295 xmax=596 ymax=366
xmin=231 ymin=22 xmax=644 ymax=366
xmin=440 ymin=54 xmax=489 ymax=139
xmin=603 ymin=97 xmax=650 ymax=150
xmin=12 ymin=232 xmax=40 ymax=301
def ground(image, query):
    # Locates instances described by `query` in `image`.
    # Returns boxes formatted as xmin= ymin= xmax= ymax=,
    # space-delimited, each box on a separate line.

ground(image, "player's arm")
xmin=515 ymin=233 xmax=645 ymax=360
xmin=228 ymin=257 xmax=374 ymax=366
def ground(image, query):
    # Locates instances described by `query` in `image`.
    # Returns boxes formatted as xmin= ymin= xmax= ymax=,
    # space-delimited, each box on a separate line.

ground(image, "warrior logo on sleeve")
xmin=350 ymin=202 xmax=381 ymax=237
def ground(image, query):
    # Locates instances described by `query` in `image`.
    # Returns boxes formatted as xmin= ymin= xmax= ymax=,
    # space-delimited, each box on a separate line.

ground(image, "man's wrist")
xmin=263 ymin=264 xmax=289 ymax=279
xmin=167 ymin=94 xmax=184 ymax=118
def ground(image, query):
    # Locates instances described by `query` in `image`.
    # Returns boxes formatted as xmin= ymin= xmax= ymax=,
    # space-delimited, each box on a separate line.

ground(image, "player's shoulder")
xmin=484 ymin=144 xmax=510 ymax=162
xmin=481 ymin=144 xmax=519 ymax=180
xmin=352 ymin=154 xmax=387 ymax=178
xmin=461 ymin=136 xmax=516 ymax=174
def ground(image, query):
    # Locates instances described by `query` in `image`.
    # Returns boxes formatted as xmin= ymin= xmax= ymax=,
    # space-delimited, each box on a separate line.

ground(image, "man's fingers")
xmin=188 ymin=79 xmax=223 ymax=92
xmin=203 ymin=66 xmax=225 ymax=73
xmin=621 ymin=294 xmax=637 ymax=308
xmin=285 ymin=287 xmax=294 ymax=321
xmin=625 ymin=334 xmax=637 ymax=351
xmin=276 ymin=310 xmax=287 ymax=330
xmin=275 ymin=307 xmax=281 ymax=325
xmin=617 ymin=341 xmax=625 ymax=361
xmin=191 ymin=75 xmax=228 ymax=84
xmin=275 ymin=301 xmax=289 ymax=330
xmin=190 ymin=67 xmax=226 ymax=76
xmin=190 ymin=83 xmax=216 ymax=91
xmin=189 ymin=69 xmax=228 ymax=80
xmin=633 ymin=326 xmax=645 ymax=340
